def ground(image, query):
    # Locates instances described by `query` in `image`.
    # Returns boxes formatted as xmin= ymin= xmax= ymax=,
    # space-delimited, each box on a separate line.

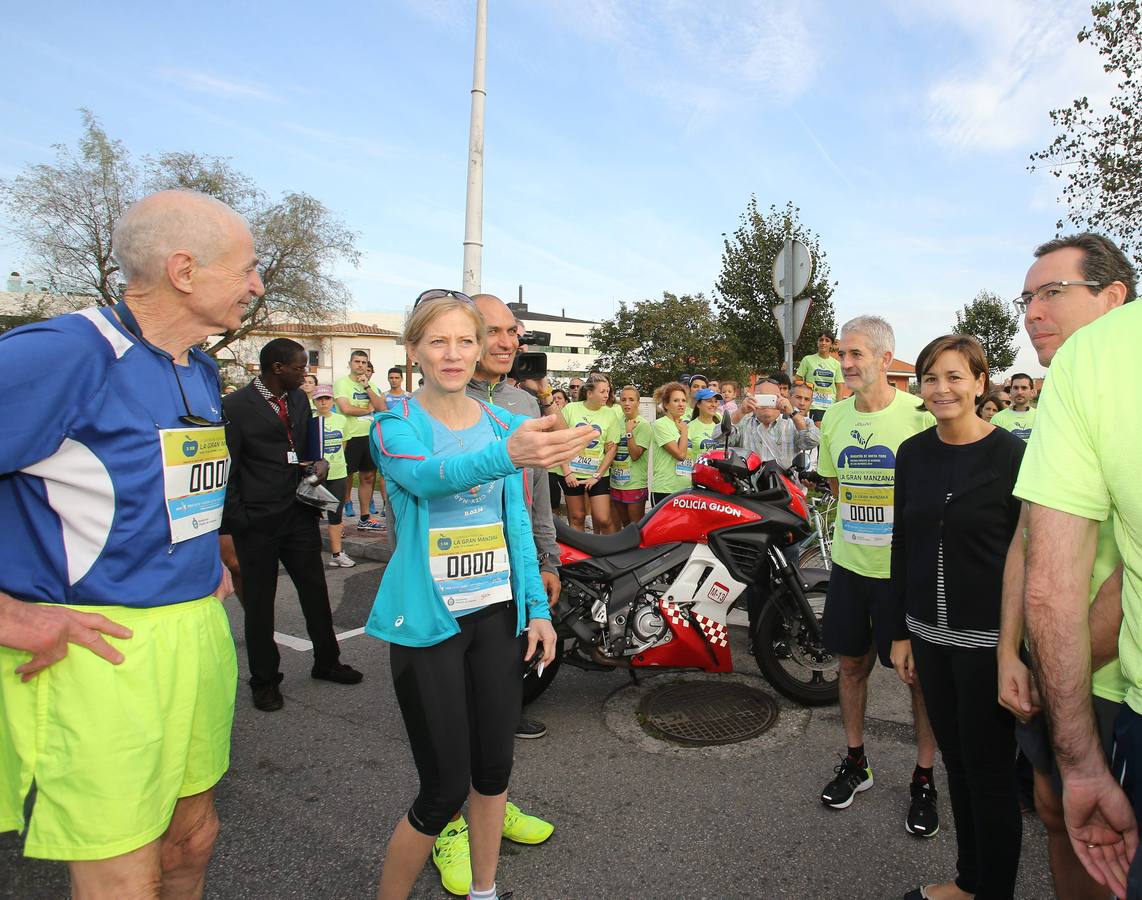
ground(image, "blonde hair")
xmin=403 ymin=296 xmax=485 ymax=348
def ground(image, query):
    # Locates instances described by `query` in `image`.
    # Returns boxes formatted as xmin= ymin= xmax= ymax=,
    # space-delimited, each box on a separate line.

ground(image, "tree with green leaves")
xmin=589 ymin=292 xmax=741 ymax=393
xmin=714 ymin=197 xmax=838 ymax=374
xmin=0 ymin=111 xmax=360 ymax=357
xmin=1030 ymin=0 xmax=1142 ymax=251
xmin=952 ymin=290 xmax=1020 ymax=374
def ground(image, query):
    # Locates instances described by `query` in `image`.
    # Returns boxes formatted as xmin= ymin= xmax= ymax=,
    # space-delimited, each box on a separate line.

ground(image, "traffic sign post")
xmin=771 ymin=239 xmax=814 ymax=376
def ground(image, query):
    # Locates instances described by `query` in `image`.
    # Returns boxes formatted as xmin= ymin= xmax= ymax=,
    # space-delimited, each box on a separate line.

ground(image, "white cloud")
xmin=158 ymin=68 xmax=277 ymax=101
xmin=907 ymin=0 xmax=1114 ymax=151
xmin=537 ymin=0 xmax=825 ymax=126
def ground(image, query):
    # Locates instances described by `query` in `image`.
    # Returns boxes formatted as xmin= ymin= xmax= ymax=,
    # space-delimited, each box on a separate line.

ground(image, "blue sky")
xmin=0 ymin=0 xmax=1116 ymax=375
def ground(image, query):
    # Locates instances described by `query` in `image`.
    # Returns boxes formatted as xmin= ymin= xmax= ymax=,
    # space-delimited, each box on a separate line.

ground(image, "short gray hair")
xmin=840 ymin=315 xmax=895 ymax=358
xmin=112 ymin=190 xmax=245 ymax=287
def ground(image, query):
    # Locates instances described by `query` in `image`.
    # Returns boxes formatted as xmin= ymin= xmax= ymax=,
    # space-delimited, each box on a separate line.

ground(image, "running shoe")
xmin=906 ymin=775 xmax=939 ymax=838
xmin=502 ymin=801 xmax=554 ymax=844
xmin=433 ymin=818 xmax=471 ymax=896
xmin=344 ymin=501 xmax=355 ymax=518
xmin=329 ymin=552 xmax=356 ymax=568
xmin=514 ymin=718 xmax=547 ymax=739
xmin=356 ymin=517 xmax=386 ymax=531
xmin=820 ymin=754 xmax=874 ymax=808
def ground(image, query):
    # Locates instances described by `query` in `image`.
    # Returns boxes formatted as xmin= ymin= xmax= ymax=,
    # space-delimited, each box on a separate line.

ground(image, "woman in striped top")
xmin=889 ymin=335 xmax=1026 ymax=900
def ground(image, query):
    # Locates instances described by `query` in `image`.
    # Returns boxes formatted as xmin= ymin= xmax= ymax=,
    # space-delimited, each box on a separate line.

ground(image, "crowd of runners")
xmin=1 ymin=190 xmax=1140 ymax=900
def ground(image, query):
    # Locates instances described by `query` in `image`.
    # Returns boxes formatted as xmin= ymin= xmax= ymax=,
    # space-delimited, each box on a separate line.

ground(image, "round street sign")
xmin=771 ymin=240 xmax=814 ymax=299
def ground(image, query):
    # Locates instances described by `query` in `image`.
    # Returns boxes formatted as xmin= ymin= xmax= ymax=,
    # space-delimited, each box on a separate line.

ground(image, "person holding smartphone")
xmin=729 ymin=379 xmax=818 ymax=468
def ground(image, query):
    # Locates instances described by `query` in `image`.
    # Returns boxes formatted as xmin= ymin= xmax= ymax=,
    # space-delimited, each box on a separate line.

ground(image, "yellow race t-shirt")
xmin=818 ymin=390 xmax=936 ymax=579
xmin=652 ymin=416 xmax=691 ymax=495
xmin=611 ymin=416 xmax=652 ymax=491
xmin=991 ymin=407 xmax=1037 ymax=442
xmin=317 ymin=412 xmax=350 ymax=481
xmin=561 ymin=401 xmax=619 ymax=477
xmin=333 ymin=375 xmax=380 ymax=439
xmin=1015 ymin=302 xmax=1142 ymax=713
xmin=797 ymin=354 xmax=845 ymax=411
xmin=686 ymin=417 xmax=721 ymax=468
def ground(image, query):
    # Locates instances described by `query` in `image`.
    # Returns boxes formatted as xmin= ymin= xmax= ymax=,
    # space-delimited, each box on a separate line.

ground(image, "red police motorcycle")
xmin=525 ymin=433 xmax=837 ymax=707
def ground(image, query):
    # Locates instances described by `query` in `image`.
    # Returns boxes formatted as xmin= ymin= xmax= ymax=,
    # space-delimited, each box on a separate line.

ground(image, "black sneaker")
xmin=906 ymin=775 xmax=939 ymax=837
xmin=514 ymin=718 xmax=547 ymax=739
xmin=820 ymin=754 xmax=873 ymax=808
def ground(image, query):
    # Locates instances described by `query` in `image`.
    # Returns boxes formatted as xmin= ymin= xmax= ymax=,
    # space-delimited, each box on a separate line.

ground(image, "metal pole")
xmin=783 ymin=237 xmax=794 ymax=376
xmin=461 ymin=0 xmax=487 ymax=296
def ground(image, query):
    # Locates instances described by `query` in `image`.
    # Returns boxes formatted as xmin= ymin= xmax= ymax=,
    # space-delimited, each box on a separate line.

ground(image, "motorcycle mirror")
xmin=790 ymin=450 xmax=811 ymax=473
xmin=719 ymin=416 xmax=733 ymax=437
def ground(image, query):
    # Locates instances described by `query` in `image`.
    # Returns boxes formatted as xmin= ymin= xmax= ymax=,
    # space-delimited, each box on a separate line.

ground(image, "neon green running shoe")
xmin=502 ymin=801 xmax=554 ymax=844
xmin=433 ymin=817 xmax=472 ymax=896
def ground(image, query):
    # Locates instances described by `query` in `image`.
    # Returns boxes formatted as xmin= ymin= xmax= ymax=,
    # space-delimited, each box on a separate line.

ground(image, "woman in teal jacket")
xmin=366 ymin=290 xmax=591 ymax=900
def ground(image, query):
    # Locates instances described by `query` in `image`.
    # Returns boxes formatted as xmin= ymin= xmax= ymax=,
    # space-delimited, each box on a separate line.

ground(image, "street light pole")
xmin=461 ymin=0 xmax=487 ymax=296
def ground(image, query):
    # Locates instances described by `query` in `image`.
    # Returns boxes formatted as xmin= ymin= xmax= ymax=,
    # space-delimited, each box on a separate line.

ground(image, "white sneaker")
xmin=329 ymin=552 xmax=356 ymax=568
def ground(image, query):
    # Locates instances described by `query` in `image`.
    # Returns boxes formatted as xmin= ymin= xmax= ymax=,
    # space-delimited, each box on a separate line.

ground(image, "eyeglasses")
xmin=413 ymin=289 xmax=475 ymax=308
xmin=1013 ymin=280 xmax=1100 ymax=314
xmin=168 ymin=357 xmax=228 ymax=427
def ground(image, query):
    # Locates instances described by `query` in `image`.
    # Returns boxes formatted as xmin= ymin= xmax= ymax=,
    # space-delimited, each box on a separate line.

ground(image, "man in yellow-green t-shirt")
xmin=990 ymin=373 xmax=1037 ymax=441
xmin=1009 ymin=233 xmax=1138 ymax=897
xmin=816 ymin=316 xmax=939 ymax=835
xmin=333 ymin=350 xmax=387 ymax=531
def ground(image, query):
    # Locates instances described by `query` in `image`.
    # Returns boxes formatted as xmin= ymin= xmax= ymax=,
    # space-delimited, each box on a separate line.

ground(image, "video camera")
xmin=510 ymin=330 xmax=551 ymax=382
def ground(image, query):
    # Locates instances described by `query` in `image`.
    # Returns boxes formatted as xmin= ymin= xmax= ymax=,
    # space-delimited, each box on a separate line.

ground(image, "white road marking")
xmin=273 ymin=631 xmax=313 ymax=651
xmin=273 ymin=627 xmax=367 ymax=651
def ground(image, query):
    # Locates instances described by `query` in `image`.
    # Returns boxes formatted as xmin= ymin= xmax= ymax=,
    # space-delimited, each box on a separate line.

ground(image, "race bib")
xmin=160 ymin=427 xmax=228 ymax=544
xmin=676 ymin=457 xmax=694 ymax=477
xmin=611 ymin=438 xmax=631 ymax=484
xmin=838 ymin=483 xmax=894 ymax=546
xmin=569 ymin=453 xmax=599 ymax=476
xmin=813 ymin=392 xmax=833 ymax=406
xmin=428 ymin=523 xmax=512 ymax=614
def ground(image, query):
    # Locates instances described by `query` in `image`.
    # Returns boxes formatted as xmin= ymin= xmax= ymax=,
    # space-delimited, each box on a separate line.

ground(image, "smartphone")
xmin=752 ymin=394 xmax=779 ymax=408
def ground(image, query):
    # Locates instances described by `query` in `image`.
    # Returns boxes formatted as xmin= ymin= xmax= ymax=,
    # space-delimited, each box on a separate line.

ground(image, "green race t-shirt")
xmin=317 ymin=412 xmax=349 ymax=481
xmin=333 ymin=375 xmax=380 ymax=439
xmin=1015 ymin=302 xmax=1142 ymax=713
xmin=561 ymin=401 xmax=619 ymax=477
xmin=611 ymin=416 xmax=652 ymax=490
xmin=686 ymin=417 xmax=721 ymax=468
xmin=797 ymin=354 xmax=845 ymax=411
xmin=991 ymin=406 xmax=1037 ymax=442
xmin=652 ymin=416 xmax=692 ymax=495
xmin=818 ymin=390 xmax=936 ymax=579
xmin=1091 ymin=515 xmax=1129 ymax=703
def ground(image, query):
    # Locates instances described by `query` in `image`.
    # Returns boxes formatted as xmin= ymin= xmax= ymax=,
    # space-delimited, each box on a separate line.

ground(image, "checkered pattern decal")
xmin=660 ymin=600 xmax=729 ymax=648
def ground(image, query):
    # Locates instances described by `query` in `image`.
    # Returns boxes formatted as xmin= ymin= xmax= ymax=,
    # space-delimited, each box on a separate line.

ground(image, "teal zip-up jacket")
xmin=364 ymin=398 xmax=550 ymax=647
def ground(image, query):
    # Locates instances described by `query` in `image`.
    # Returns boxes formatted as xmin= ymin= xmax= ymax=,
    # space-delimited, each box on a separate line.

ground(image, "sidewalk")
xmin=319 ymin=513 xmax=392 ymax=563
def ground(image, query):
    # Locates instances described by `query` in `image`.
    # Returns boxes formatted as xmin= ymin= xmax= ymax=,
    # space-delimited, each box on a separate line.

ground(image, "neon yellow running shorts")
xmin=0 ymin=595 xmax=237 ymax=861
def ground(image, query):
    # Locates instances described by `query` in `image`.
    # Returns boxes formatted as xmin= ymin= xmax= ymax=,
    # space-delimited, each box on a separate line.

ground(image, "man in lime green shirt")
xmin=816 ymin=316 xmax=940 ymax=837
xmin=313 ymin=386 xmax=355 ymax=568
xmin=998 ymin=233 xmax=1134 ymax=898
xmin=333 ymin=350 xmax=387 ymax=531
xmin=991 ymin=372 xmax=1037 ymax=441
xmin=1013 ymin=236 xmax=1138 ymax=897
xmin=797 ymin=332 xmax=845 ymax=423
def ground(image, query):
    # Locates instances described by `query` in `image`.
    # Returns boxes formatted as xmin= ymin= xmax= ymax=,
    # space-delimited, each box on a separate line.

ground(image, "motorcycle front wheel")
xmin=752 ymin=590 xmax=839 ymax=706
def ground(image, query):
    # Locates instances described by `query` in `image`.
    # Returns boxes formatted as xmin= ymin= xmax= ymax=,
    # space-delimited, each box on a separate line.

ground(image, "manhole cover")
xmin=638 ymin=681 xmax=779 ymax=746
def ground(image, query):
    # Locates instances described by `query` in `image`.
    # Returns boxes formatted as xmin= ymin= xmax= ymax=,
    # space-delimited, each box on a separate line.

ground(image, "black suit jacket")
xmin=222 ymin=382 xmax=318 ymax=534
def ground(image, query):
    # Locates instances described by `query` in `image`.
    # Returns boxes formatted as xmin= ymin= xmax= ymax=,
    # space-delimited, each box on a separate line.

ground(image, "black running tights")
xmin=389 ymin=602 xmax=525 ymax=836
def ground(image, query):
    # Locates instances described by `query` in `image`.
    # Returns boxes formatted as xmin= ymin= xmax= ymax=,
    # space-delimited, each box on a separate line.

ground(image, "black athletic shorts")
xmin=344 ymin=435 xmax=377 ymax=475
xmin=821 ymin=562 xmax=896 ymax=667
xmin=1016 ymin=683 xmax=1121 ymax=794
xmin=809 ymin=408 xmax=826 ymax=424
xmin=562 ymin=474 xmax=610 ymax=497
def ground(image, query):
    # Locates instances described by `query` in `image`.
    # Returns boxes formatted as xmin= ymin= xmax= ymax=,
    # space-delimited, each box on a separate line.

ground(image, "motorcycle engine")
xmin=627 ymin=573 xmax=675 ymax=651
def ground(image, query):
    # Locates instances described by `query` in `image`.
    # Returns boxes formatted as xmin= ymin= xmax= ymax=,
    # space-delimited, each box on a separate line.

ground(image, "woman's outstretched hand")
xmin=507 ymin=416 xmax=594 ymax=469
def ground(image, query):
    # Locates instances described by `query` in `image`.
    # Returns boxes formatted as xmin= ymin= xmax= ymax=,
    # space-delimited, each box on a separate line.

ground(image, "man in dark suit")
xmin=223 ymin=338 xmax=363 ymax=711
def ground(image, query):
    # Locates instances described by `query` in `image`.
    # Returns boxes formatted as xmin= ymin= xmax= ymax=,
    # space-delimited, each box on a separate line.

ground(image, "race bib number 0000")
xmin=839 ymin=484 xmax=894 ymax=547
xmin=160 ymin=427 xmax=229 ymax=544
xmin=428 ymin=523 xmax=512 ymax=613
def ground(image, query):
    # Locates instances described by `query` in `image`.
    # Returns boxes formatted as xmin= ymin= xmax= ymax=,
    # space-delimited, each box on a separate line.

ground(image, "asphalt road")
xmin=2 ymin=555 xmax=1056 ymax=899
